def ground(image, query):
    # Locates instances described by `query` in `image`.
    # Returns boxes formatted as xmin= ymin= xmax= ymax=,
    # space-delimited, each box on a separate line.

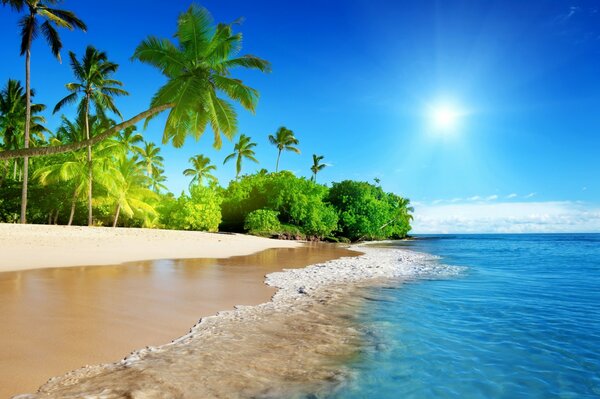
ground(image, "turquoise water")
xmin=329 ymin=234 xmax=600 ymax=398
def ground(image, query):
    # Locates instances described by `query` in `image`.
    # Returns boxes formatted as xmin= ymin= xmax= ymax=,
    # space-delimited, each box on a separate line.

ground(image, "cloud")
xmin=467 ymin=195 xmax=482 ymax=201
xmin=506 ymin=193 xmax=518 ymax=199
xmin=485 ymin=195 xmax=498 ymax=201
xmin=411 ymin=201 xmax=600 ymax=234
xmin=566 ymin=6 xmax=580 ymax=18
xmin=524 ymin=192 xmax=536 ymax=198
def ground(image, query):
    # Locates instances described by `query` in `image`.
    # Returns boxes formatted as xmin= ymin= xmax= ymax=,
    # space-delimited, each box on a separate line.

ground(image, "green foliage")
xmin=221 ymin=171 xmax=338 ymax=239
xmin=132 ymin=4 xmax=270 ymax=149
xmin=327 ymin=180 xmax=413 ymax=241
xmin=244 ymin=209 xmax=281 ymax=236
xmin=160 ymin=184 xmax=222 ymax=231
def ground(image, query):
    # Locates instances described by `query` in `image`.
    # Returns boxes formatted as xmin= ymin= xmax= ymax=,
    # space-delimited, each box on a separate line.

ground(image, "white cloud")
xmin=524 ymin=192 xmax=536 ymax=198
xmin=506 ymin=193 xmax=518 ymax=199
xmin=485 ymin=195 xmax=498 ymax=201
xmin=467 ymin=195 xmax=482 ymax=201
xmin=411 ymin=201 xmax=600 ymax=234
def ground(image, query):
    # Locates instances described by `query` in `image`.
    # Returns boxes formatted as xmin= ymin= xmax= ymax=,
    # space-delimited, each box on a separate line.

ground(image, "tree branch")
xmin=0 ymin=103 xmax=173 ymax=160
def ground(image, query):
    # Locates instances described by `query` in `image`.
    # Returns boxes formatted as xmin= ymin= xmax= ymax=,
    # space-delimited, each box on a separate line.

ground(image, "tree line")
xmin=0 ymin=1 xmax=413 ymax=241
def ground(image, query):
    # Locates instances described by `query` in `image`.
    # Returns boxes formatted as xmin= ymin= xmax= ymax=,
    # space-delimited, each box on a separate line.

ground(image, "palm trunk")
xmin=13 ymin=160 xmax=17 ymax=180
xmin=20 ymin=48 xmax=31 ymax=224
xmin=275 ymin=150 xmax=281 ymax=172
xmin=0 ymin=103 xmax=174 ymax=160
xmin=68 ymin=188 xmax=78 ymax=226
xmin=112 ymin=203 xmax=121 ymax=228
xmin=84 ymin=95 xmax=93 ymax=226
xmin=53 ymin=210 xmax=59 ymax=225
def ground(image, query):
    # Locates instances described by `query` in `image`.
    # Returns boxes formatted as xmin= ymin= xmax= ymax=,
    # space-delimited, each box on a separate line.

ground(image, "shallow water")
xmin=0 ymin=243 xmax=357 ymax=398
xmin=328 ymin=234 xmax=600 ymax=398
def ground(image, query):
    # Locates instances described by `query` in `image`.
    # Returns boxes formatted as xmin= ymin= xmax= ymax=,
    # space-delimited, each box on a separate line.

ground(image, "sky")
xmin=1 ymin=0 xmax=599 ymax=233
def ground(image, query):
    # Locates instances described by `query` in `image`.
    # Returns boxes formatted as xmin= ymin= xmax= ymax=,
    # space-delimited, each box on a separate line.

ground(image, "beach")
xmin=1 ymin=224 xmax=363 ymax=398
xmin=0 ymin=223 xmax=301 ymax=272
xmin=6 ymin=239 xmax=452 ymax=398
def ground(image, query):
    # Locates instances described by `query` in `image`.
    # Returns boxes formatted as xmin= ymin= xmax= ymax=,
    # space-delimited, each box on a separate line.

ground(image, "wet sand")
xmin=0 ymin=244 xmax=358 ymax=398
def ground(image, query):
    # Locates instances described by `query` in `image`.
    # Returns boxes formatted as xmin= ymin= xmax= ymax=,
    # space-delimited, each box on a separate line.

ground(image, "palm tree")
xmin=0 ymin=79 xmax=47 ymax=180
xmin=183 ymin=155 xmax=217 ymax=188
xmin=34 ymin=115 xmax=121 ymax=225
xmin=223 ymin=134 xmax=258 ymax=178
xmin=268 ymin=126 xmax=300 ymax=172
xmin=0 ymin=4 xmax=269 ymax=163
xmin=116 ymin=126 xmax=143 ymax=155
xmin=310 ymin=154 xmax=327 ymax=182
xmin=53 ymin=46 xmax=128 ymax=226
xmin=150 ymin=167 xmax=168 ymax=193
xmin=136 ymin=141 xmax=164 ymax=177
xmin=2 ymin=0 xmax=86 ymax=223
xmin=106 ymin=156 xmax=157 ymax=227
xmin=132 ymin=4 xmax=271 ymax=149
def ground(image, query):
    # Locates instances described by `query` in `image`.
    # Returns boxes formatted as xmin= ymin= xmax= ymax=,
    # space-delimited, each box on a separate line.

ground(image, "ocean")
xmin=328 ymin=234 xmax=600 ymax=398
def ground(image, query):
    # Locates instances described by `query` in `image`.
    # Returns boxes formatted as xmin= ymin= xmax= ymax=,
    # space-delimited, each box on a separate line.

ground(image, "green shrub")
xmin=244 ymin=209 xmax=281 ymax=236
xmin=221 ymin=171 xmax=338 ymax=239
xmin=161 ymin=185 xmax=222 ymax=231
xmin=327 ymin=180 xmax=412 ymax=241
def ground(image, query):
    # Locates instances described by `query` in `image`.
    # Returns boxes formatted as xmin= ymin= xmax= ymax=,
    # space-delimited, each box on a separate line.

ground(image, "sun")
xmin=427 ymin=102 xmax=465 ymax=131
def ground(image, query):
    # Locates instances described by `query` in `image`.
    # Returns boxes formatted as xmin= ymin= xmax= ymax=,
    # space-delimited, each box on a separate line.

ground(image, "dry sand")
xmin=0 ymin=223 xmax=300 ymax=272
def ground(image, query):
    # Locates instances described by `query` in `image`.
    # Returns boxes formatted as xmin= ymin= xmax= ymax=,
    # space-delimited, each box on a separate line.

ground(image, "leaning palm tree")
xmin=0 ymin=79 xmax=47 ymax=180
xmin=268 ymin=126 xmax=300 ymax=172
xmin=310 ymin=154 xmax=327 ymax=182
xmin=2 ymin=0 xmax=86 ymax=223
xmin=0 ymin=4 xmax=269 ymax=165
xmin=53 ymin=45 xmax=128 ymax=226
xmin=223 ymin=134 xmax=258 ymax=178
xmin=136 ymin=141 xmax=164 ymax=177
xmin=183 ymin=155 xmax=217 ymax=188
xmin=132 ymin=4 xmax=271 ymax=149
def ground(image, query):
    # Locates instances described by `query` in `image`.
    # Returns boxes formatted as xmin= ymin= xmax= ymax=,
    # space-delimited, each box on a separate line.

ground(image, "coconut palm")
xmin=136 ymin=141 xmax=164 ymax=177
xmin=223 ymin=134 xmax=258 ymax=178
xmin=0 ymin=4 xmax=269 ymax=163
xmin=34 ymin=115 xmax=122 ymax=225
xmin=132 ymin=4 xmax=271 ymax=149
xmin=116 ymin=126 xmax=143 ymax=155
xmin=150 ymin=167 xmax=168 ymax=193
xmin=2 ymin=0 xmax=86 ymax=223
xmin=183 ymin=155 xmax=217 ymax=188
xmin=310 ymin=154 xmax=327 ymax=182
xmin=0 ymin=79 xmax=48 ymax=180
xmin=106 ymin=156 xmax=157 ymax=227
xmin=268 ymin=126 xmax=300 ymax=172
xmin=53 ymin=45 xmax=128 ymax=226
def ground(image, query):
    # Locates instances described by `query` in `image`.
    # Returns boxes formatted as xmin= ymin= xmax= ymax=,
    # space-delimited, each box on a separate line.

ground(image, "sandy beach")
xmin=10 ymin=245 xmax=458 ymax=398
xmin=0 ymin=224 xmax=364 ymax=398
xmin=0 ymin=223 xmax=300 ymax=272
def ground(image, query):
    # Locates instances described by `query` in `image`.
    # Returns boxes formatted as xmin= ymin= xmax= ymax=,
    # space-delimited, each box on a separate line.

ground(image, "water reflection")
xmin=0 ymin=243 xmax=358 ymax=398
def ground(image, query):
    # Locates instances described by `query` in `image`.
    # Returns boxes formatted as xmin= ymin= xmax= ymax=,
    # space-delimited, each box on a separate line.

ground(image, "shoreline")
xmin=0 ymin=223 xmax=301 ymax=273
xmin=16 ymin=246 xmax=460 ymax=398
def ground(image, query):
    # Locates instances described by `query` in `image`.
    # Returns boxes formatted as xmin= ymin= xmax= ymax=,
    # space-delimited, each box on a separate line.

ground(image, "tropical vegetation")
xmin=0 ymin=2 xmax=413 ymax=241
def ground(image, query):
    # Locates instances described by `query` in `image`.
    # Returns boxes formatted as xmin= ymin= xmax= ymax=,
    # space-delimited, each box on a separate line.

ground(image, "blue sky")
xmin=1 ymin=0 xmax=599 ymax=232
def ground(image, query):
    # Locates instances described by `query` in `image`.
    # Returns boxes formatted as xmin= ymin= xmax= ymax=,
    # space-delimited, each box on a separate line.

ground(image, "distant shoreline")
xmin=0 ymin=223 xmax=300 ymax=273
